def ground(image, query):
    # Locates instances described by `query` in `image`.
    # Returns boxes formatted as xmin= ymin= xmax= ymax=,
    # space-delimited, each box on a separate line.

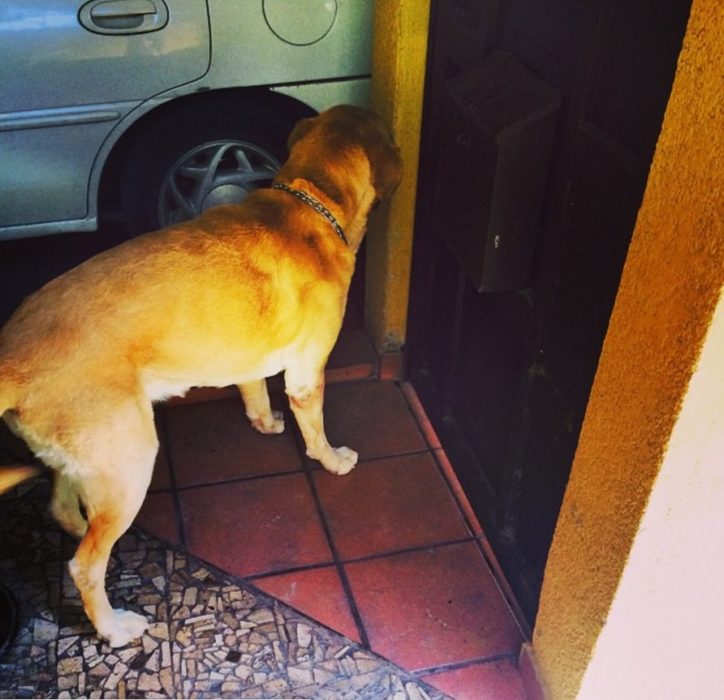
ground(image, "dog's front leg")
xmin=238 ymin=379 xmax=285 ymax=434
xmin=285 ymin=370 xmax=357 ymax=475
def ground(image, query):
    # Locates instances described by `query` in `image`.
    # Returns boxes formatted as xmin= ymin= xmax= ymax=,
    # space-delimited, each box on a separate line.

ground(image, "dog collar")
xmin=272 ymin=182 xmax=348 ymax=246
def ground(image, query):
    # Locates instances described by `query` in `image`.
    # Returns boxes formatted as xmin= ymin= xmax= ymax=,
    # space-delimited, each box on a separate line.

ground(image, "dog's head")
xmin=287 ymin=105 xmax=403 ymax=204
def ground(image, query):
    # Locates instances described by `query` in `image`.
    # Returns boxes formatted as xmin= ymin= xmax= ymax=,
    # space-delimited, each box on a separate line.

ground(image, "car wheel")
xmin=121 ymin=98 xmax=296 ymax=235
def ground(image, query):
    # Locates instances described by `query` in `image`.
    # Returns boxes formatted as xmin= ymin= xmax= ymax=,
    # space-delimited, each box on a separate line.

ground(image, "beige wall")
xmin=577 ymin=289 xmax=724 ymax=698
xmin=532 ymin=0 xmax=724 ymax=697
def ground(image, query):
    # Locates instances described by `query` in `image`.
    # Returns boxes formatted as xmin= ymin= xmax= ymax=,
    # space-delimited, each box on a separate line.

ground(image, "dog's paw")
xmin=99 ymin=609 xmax=149 ymax=648
xmin=321 ymin=446 xmax=358 ymax=476
xmin=250 ymin=410 xmax=285 ymax=435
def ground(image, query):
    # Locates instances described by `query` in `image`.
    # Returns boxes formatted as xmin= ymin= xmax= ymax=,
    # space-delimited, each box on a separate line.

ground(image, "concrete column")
xmin=365 ymin=0 xmax=431 ymax=353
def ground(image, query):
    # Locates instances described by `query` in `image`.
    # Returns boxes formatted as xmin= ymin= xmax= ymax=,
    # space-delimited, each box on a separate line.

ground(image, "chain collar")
xmin=272 ymin=182 xmax=348 ymax=246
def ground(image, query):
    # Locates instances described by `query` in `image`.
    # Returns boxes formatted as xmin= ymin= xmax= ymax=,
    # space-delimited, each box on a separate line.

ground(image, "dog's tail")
xmin=0 ymin=361 xmax=40 ymax=494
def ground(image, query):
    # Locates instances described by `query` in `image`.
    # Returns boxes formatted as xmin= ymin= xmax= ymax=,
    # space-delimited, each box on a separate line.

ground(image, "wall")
xmin=577 ymin=289 xmax=724 ymax=698
xmin=365 ymin=0 xmax=430 ymax=353
xmin=531 ymin=0 xmax=724 ymax=697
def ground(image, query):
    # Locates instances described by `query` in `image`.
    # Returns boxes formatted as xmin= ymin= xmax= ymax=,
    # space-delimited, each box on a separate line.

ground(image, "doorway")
xmin=407 ymin=0 xmax=691 ymax=624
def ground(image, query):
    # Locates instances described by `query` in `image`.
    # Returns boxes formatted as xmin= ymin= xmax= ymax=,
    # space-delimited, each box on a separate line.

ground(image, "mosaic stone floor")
xmin=0 ymin=479 xmax=448 ymax=699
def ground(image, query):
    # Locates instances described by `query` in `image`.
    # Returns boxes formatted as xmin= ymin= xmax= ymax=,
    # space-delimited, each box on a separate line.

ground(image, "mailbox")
xmin=433 ymin=51 xmax=560 ymax=292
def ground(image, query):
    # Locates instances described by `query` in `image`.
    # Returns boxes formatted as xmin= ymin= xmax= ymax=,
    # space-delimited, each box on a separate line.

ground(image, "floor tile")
xmin=345 ymin=542 xmax=523 ymax=671
xmin=135 ymin=491 xmax=180 ymax=546
xmin=314 ymin=452 xmax=470 ymax=559
xmin=423 ymin=658 xmax=527 ymax=700
xmin=180 ymin=474 xmax=333 ymax=578
xmin=164 ymin=398 xmax=302 ymax=487
xmin=252 ymin=566 xmax=362 ymax=643
xmin=322 ymin=381 xmax=427 ymax=462
xmin=1 ymin=481 xmax=449 ymax=699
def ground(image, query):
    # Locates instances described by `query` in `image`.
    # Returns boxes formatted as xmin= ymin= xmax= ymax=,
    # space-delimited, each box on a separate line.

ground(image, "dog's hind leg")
xmin=67 ymin=401 xmax=157 ymax=648
xmin=69 ymin=486 xmax=149 ymax=647
xmin=238 ymin=379 xmax=285 ymax=435
xmin=50 ymin=473 xmax=88 ymax=539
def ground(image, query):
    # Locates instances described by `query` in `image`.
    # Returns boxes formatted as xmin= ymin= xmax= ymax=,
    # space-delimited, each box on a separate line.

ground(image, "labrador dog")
xmin=0 ymin=105 xmax=402 ymax=647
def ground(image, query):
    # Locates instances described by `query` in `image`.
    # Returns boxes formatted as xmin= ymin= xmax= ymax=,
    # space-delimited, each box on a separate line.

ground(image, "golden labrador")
xmin=0 ymin=105 xmax=402 ymax=647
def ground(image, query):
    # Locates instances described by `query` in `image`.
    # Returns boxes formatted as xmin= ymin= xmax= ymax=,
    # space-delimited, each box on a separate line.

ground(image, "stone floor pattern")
xmin=0 ymin=479 xmax=448 ymax=699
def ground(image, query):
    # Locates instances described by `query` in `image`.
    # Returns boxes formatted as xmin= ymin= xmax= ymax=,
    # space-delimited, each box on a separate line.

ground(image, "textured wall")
xmin=365 ymin=0 xmax=430 ymax=352
xmin=532 ymin=0 xmax=724 ymax=697
xmin=577 ymin=291 xmax=723 ymax=698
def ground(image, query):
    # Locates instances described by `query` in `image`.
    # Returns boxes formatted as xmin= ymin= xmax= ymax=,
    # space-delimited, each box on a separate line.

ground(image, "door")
xmin=0 ymin=0 xmax=210 ymax=226
xmin=408 ymin=0 xmax=691 ymax=624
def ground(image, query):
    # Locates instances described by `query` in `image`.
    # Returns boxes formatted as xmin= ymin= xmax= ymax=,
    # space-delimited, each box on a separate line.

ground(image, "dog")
xmin=0 ymin=105 xmax=402 ymax=647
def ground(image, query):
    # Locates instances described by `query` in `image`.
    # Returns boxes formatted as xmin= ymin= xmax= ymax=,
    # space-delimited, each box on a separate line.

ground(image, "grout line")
xmin=431 ymin=448 xmax=485 ymax=538
xmin=328 ymin=558 xmax=370 ymax=650
xmin=304 ymin=446 xmax=432 ymax=471
xmin=303 ymin=477 xmax=372 ymax=648
xmin=398 ymin=382 xmax=532 ymax=640
xmin=165 ymin=447 xmax=435 ymax=494
xmin=241 ymin=535 xmax=488 ymax=581
xmin=415 ymin=651 xmax=521 ymax=677
xmin=399 ymin=382 xmax=484 ymax=538
xmin=471 ymin=536 xmax=532 ymax=641
xmin=339 ymin=536 xmax=476 ymax=567
xmin=286 ymin=413 xmax=372 ymax=650
xmin=169 ymin=465 xmax=306 ymax=493
xmin=156 ymin=407 xmax=187 ymax=549
xmin=245 ymin=560 xmax=337 ymax=582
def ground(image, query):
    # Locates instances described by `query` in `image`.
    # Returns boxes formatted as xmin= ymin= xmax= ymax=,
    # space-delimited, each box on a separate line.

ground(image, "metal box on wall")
xmin=433 ymin=51 xmax=560 ymax=292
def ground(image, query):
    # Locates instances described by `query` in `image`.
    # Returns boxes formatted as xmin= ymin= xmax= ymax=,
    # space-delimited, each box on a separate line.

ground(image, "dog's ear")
xmin=287 ymin=116 xmax=316 ymax=150
xmin=370 ymin=139 xmax=403 ymax=202
xmin=348 ymin=109 xmax=402 ymax=202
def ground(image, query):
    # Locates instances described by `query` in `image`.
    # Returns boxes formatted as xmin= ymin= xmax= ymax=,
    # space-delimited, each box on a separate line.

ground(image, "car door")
xmin=0 ymin=0 xmax=210 ymax=233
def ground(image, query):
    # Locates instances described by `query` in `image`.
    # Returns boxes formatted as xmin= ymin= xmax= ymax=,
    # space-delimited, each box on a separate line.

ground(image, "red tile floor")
xmin=135 ymin=328 xmax=530 ymax=700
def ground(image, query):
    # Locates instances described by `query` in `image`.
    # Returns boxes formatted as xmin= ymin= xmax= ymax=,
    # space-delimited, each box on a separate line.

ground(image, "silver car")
xmin=0 ymin=0 xmax=372 ymax=240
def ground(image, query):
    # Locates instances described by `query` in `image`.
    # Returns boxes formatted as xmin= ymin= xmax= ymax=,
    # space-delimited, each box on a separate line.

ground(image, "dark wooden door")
xmin=408 ymin=0 xmax=691 ymax=624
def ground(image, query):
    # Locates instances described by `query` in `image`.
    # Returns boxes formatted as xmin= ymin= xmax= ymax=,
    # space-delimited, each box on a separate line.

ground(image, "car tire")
xmin=120 ymin=97 xmax=298 ymax=235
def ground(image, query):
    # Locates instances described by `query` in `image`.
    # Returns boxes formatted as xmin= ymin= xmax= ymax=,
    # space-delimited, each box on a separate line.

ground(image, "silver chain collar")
xmin=272 ymin=183 xmax=348 ymax=246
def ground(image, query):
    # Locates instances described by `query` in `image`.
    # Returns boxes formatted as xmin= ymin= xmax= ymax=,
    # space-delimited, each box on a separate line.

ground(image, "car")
xmin=0 ymin=0 xmax=373 ymax=240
